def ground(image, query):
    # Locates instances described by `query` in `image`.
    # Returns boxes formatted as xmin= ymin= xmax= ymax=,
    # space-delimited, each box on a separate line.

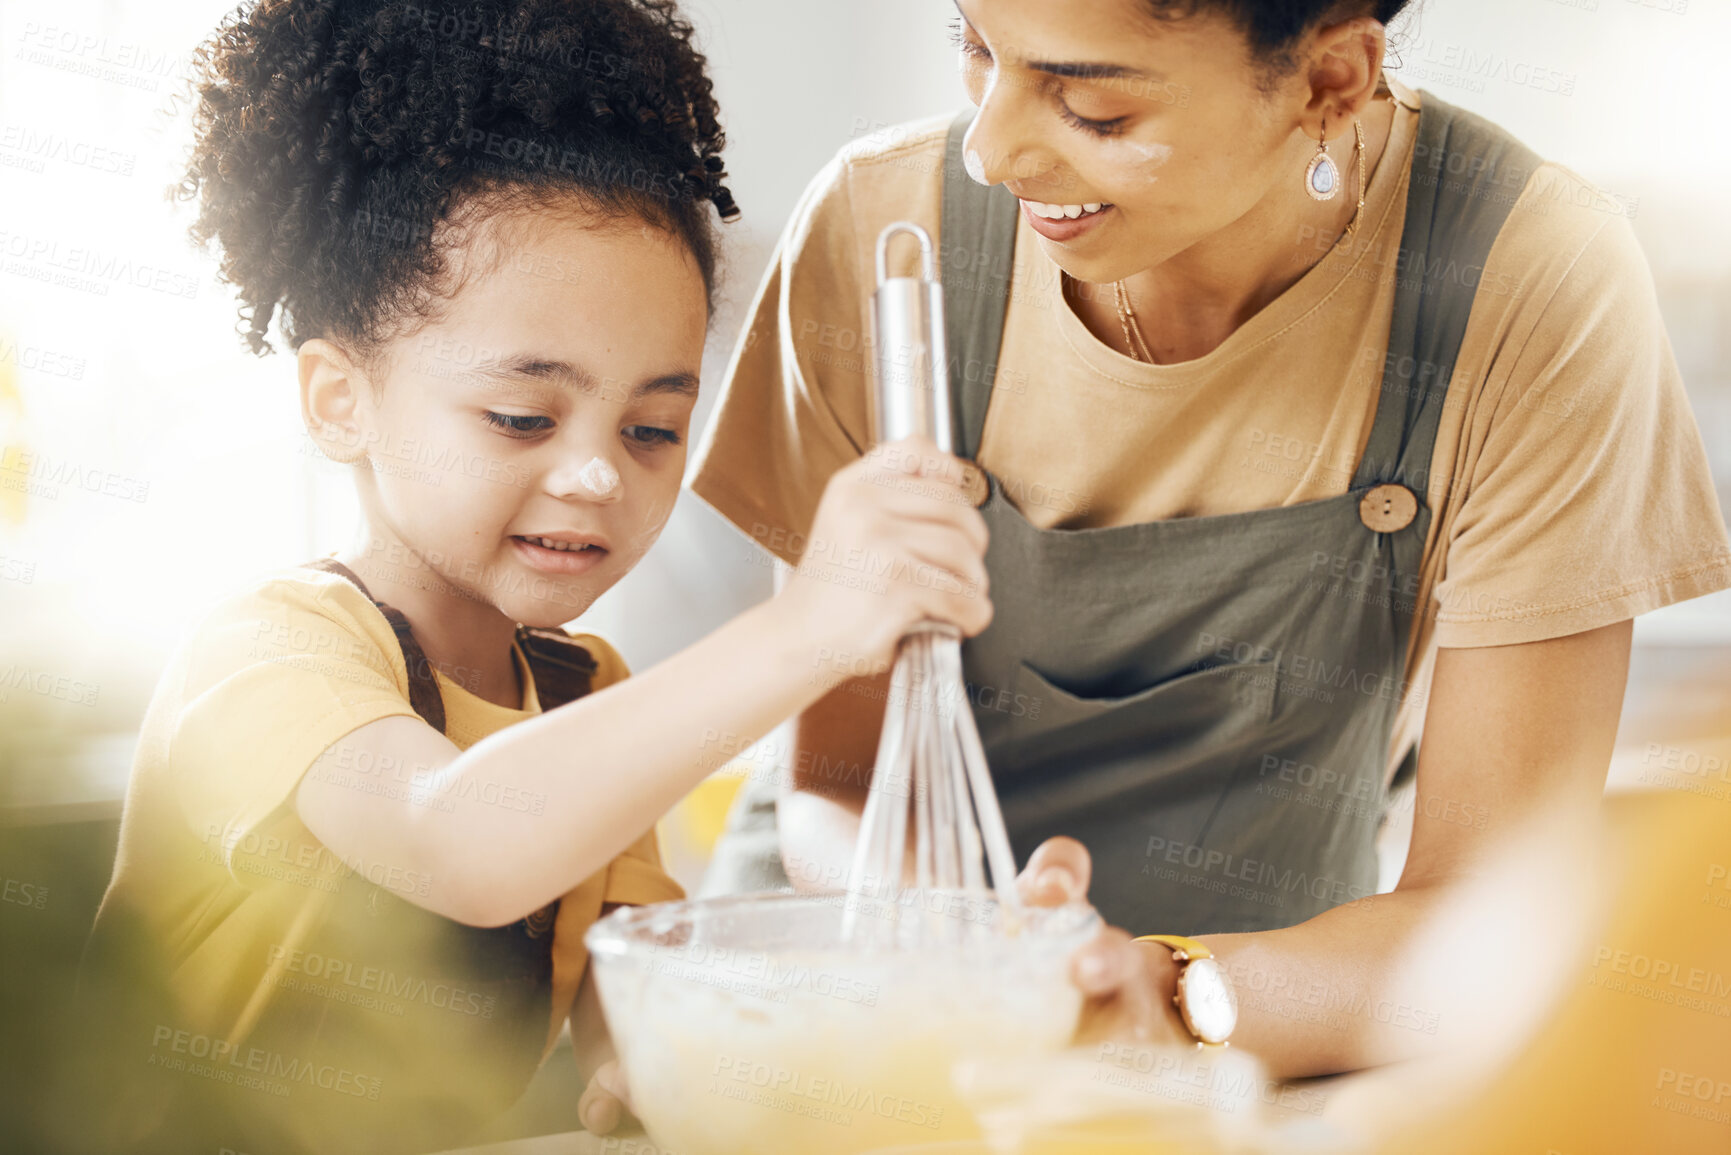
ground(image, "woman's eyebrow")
xmin=1029 ymin=59 xmax=1164 ymax=84
xmin=949 ymin=1 xmax=1163 ymax=84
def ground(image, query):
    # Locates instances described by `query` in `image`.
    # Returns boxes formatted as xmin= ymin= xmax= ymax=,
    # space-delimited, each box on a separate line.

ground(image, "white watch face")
xmin=1179 ymin=957 xmax=1238 ymax=1044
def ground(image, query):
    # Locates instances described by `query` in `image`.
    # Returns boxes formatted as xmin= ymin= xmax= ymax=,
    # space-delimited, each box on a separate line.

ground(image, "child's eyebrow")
xmin=476 ymin=356 xmax=699 ymax=398
xmin=633 ymin=371 xmax=701 ymax=398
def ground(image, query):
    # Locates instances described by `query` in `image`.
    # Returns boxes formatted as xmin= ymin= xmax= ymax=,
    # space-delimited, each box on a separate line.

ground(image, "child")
xmin=71 ymin=2 xmax=991 ymax=1152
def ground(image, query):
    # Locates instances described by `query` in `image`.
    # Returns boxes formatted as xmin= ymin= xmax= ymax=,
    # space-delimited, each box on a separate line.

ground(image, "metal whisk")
xmin=840 ymin=223 xmax=1023 ymax=945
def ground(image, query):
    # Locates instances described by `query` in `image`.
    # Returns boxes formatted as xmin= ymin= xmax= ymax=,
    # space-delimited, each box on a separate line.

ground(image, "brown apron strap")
xmin=303 ymin=559 xmax=601 ymax=724
xmin=305 ymin=558 xmax=447 ymax=731
xmin=303 ymin=559 xmax=603 ymax=941
xmin=516 ymin=626 xmax=599 ymax=710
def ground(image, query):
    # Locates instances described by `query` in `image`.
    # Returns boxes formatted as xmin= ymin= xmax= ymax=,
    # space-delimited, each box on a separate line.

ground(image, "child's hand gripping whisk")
xmin=841 ymin=223 xmax=1025 ymax=946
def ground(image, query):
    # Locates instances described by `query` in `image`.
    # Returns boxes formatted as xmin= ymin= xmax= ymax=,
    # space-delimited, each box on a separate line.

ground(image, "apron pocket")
xmin=995 ymin=658 xmax=1280 ymax=826
xmin=1009 ymin=658 xmax=1279 ymax=736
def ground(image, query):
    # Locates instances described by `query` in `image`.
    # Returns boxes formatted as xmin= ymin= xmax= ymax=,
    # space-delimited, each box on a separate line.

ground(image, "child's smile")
xmin=509 ymin=532 xmax=612 ymax=575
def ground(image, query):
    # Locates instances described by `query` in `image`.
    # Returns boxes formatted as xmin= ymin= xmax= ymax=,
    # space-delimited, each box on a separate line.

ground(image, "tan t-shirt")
xmin=690 ymin=79 xmax=1731 ymax=775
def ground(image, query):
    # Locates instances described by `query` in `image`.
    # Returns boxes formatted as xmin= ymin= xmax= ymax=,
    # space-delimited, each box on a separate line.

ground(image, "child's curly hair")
xmin=179 ymin=0 xmax=739 ymax=356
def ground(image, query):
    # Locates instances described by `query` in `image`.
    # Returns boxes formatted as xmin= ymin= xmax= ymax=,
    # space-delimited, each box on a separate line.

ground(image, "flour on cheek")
xmin=1102 ymin=136 xmax=1173 ymax=180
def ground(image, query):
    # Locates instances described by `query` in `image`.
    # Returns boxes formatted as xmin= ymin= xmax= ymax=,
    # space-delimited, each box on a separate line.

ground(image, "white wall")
xmin=2 ymin=0 xmax=1727 ymax=737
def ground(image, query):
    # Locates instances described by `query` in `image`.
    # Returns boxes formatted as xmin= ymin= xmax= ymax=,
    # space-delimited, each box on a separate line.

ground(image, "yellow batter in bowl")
xmin=586 ymin=891 xmax=1100 ymax=1155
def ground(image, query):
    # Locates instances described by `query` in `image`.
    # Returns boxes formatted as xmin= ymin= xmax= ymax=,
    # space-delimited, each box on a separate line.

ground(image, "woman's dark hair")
xmin=179 ymin=0 xmax=738 ymax=356
xmin=1144 ymin=1 xmax=1414 ymax=76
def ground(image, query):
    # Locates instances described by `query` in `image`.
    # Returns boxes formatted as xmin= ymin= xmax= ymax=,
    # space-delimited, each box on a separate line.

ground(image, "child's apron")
xmin=708 ymin=91 xmax=1538 ymax=938
xmin=219 ymin=559 xmax=602 ymax=1153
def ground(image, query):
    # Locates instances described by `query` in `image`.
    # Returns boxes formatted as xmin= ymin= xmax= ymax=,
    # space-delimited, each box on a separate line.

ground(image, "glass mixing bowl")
xmin=585 ymin=890 xmax=1101 ymax=1155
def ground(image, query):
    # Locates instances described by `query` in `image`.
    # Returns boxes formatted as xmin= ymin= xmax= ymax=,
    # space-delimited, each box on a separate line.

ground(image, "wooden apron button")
xmin=1359 ymin=483 xmax=1417 ymax=532
xmin=960 ymin=463 xmax=990 ymax=508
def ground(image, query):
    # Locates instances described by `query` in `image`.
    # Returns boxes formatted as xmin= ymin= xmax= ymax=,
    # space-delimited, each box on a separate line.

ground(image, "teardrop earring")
xmin=1304 ymin=113 xmax=1341 ymax=201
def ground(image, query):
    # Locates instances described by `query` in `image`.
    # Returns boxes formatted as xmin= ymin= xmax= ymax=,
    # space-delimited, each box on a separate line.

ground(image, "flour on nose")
xmin=577 ymin=456 xmax=620 ymax=496
xmin=964 ymin=147 xmax=988 ymax=185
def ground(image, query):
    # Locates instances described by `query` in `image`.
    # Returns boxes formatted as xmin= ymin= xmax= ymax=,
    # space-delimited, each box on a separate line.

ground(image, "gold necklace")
xmin=1114 ymin=279 xmax=1154 ymax=363
xmin=1342 ymin=117 xmax=1367 ymax=242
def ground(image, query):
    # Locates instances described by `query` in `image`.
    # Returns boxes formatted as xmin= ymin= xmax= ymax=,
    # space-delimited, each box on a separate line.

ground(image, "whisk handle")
xmin=870 ymin=222 xmax=956 ymax=454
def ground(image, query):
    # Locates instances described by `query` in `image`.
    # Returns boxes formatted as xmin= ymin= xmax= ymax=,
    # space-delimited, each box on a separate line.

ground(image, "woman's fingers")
xmin=1016 ymin=835 xmax=1093 ymax=907
xmin=578 ymin=1070 xmax=621 ymax=1134
xmin=1072 ymin=928 xmax=1149 ymax=1041
xmin=578 ymin=1059 xmax=634 ymax=1134
xmin=1070 ymin=930 xmax=1189 ymax=1047
xmin=594 ymin=1059 xmax=634 ymax=1114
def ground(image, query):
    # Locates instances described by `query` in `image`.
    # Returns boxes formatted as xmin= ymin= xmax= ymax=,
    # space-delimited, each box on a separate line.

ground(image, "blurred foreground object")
xmin=1371 ymin=787 xmax=1731 ymax=1154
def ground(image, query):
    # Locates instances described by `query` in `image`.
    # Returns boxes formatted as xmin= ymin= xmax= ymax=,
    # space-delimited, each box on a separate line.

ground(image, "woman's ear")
xmin=299 ymin=338 xmax=371 ymax=465
xmin=1301 ymin=16 xmax=1388 ymax=127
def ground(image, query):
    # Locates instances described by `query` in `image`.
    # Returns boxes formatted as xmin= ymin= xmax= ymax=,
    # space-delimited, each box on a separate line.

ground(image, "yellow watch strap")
xmin=1133 ymin=934 xmax=1212 ymax=961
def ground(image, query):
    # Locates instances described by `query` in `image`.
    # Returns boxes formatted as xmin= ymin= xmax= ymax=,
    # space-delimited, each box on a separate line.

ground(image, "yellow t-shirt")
xmin=80 ymin=567 xmax=682 ymax=1144
xmin=690 ymin=78 xmax=1731 ymax=776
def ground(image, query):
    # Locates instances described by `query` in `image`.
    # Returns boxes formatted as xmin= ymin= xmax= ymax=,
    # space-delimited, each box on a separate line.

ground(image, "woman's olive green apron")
xmin=706 ymin=92 xmax=1538 ymax=936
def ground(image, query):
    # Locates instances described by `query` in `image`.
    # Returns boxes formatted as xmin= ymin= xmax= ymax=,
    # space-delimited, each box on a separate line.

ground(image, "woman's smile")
xmin=1019 ymin=197 xmax=1115 ymax=242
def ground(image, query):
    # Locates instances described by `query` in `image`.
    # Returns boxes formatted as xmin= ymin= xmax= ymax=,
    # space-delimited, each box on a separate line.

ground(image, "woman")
xmin=690 ymin=0 xmax=1731 ymax=1075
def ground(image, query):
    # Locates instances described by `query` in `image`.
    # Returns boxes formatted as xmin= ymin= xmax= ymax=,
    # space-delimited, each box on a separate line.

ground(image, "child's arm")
xmin=294 ymin=436 xmax=988 ymax=927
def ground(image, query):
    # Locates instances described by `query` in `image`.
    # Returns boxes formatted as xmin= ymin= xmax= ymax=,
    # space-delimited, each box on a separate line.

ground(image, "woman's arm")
xmin=295 ymin=438 xmax=991 ymax=927
xmin=776 ymin=588 xmax=1632 ymax=1076
xmin=745 ymin=550 xmax=884 ymax=893
xmin=1068 ymin=618 xmax=1634 ymax=1076
xmin=775 ymin=670 xmax=890 ymax=889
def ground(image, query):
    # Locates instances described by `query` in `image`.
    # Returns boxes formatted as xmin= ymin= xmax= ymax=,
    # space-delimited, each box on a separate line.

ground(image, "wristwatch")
xmin=1134 ymin=935 xmax=1238 ymax=1047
